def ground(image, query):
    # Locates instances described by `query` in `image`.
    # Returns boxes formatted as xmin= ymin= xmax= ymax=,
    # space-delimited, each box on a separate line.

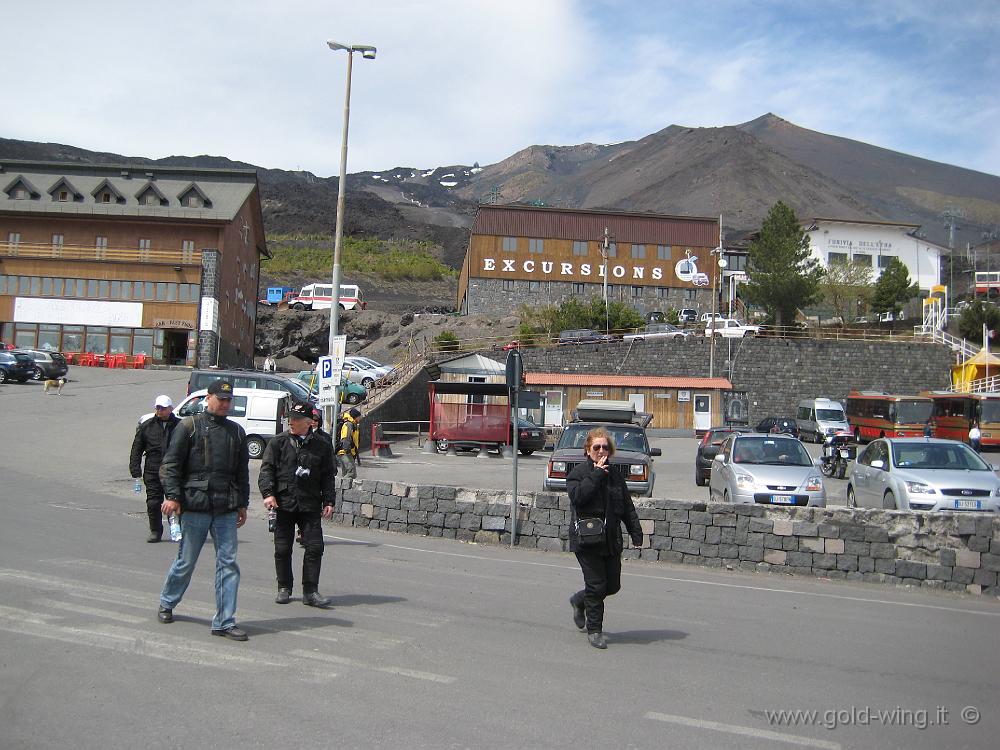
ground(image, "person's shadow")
xmin=609 ymin=629 xmax=688 ymax=645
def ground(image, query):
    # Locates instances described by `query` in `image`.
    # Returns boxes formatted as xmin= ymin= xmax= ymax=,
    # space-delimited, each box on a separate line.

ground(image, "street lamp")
xmin=709 ymin=247 xmax=727 ymax=379
xmin=325 ymin=39 xmax=376 ymax=423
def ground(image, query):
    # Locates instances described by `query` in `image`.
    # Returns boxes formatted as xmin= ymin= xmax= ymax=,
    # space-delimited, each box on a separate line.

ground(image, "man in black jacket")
xmin=130 ymin=394 xmax=180 ymax=542
xmin=260 ymin=402 xmax=337 ymax=607
xmin=157 ymin=380 xmax=251 ymax=641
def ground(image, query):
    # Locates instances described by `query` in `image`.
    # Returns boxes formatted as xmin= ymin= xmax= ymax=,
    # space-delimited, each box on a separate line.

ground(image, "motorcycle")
xmin=820 ymin=431 xmax=856 ymax=479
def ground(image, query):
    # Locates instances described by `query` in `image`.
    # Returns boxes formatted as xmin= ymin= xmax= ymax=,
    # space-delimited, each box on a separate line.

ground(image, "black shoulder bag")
xmin=572 ymin=477 xmax=609 ymax=548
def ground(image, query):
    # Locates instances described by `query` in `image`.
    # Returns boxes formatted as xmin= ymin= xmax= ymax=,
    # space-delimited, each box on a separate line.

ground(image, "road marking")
xmin=323 ymin=534 xmax=1000 ymax=618
xmin=41 ymin=600 xmax=147 ymax=624
xmin=289 ymin=648 xmax=456 ymax=684
xmin=645 ymin=711 xmax=841 ymax=749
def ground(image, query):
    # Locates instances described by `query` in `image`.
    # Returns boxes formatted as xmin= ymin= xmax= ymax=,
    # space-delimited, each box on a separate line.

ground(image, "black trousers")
xmin=143 ymin=475 xmax=165 ymax=535
xmin=273 ymin=509 xmax=325 ymax=593
xmin=572 ymin=549 xmax=622 ymax=634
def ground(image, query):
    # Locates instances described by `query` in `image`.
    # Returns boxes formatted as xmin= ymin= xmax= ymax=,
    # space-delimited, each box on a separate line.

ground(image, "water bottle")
xmin=267 ymin=507 xmax=277 ymax=533
xmin=168 ymin=514 xmax=182 ymax=542
xmin=133 ymin=478 xmax=142 ymax=495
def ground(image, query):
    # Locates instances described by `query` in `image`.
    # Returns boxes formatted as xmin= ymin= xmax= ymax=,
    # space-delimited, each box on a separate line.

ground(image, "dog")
xmin=43 ymin=377 xmax=66 ymax=395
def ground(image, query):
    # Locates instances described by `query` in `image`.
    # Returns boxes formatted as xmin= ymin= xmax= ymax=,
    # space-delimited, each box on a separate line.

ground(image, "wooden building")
xmin=457 ymin=204 xmax=721 ymax=317
xmin=0 ymin=159 xmax=267 ymax=367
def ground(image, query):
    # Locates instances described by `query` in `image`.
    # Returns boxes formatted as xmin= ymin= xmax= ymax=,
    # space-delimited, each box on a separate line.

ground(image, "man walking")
xmin=157 ymin=380 xmax=251 ymax=641
xmin=336 ymin=407 xmax=362 ymax=480
xmin=130 ymin=395 xmax=180 ymax=542
xmin=260 ymin=402 xmax=337 ymax=607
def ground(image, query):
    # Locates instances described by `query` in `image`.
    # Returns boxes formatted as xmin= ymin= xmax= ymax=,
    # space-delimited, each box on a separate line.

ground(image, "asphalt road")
xmin=1 ymin=368 xmax=998 ymax=750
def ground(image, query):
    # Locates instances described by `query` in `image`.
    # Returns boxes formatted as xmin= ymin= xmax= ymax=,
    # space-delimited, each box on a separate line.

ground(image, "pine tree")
xmin=743 ymin=201 xmax=823 ymax=327
xmin=871 ymin=257 xmax=918 ymax=317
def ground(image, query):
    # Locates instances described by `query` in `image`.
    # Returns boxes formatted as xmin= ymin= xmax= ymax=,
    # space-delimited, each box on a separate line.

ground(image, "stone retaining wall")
xmin=334 ymin=478 xmax=1000 ymax=597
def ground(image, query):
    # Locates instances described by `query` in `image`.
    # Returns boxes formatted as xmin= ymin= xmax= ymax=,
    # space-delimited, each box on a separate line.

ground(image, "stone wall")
xmin=334 ymin=478 xmax=1000 ymax=597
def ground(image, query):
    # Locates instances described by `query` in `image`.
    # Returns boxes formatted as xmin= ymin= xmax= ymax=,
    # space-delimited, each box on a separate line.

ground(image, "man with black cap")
xmin=259 ymin=402 xmax=337 ymax=607
xmin=336 ymin=407 xmax=362 ymax=480
xmin=130 ymin=394 xmax=180 ymax=542
xmin=157 ymin=380 xmax=251 ymax=641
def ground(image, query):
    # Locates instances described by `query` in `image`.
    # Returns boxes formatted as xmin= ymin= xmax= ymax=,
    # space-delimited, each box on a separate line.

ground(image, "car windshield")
xmin=980 ymin=399 xmax=1000 ymax=424
xmin=558 ymin=424 xmax=649 ymax=453
xmin=893 ymin=443 xmax=991 ymax=471
xmin=732 ymin=437 xmax=811 ymax=466
xmin=816 ymin=408 xmax=845 ymax=421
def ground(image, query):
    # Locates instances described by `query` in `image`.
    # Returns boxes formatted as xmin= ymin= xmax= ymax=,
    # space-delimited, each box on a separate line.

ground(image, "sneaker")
xmin=211 ymin=627 xmax=249 ymax=641
xmin=302 ymin=591 xmax=332 ymax=609
xmin=157 ymin=606 xmax=173 ymax=623
xmin=275 ymin=587 xmax=291 ymax=604
xmin=587 ymin=632 xmax=608 ymax=649
xmin=570 ymin=596 xmax=585 ymax=630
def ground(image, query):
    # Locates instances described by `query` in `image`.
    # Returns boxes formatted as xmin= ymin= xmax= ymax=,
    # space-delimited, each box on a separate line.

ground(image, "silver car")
xmin=341 ymin=357 xmax=391 ymax=388
xmin=847 ymin=438 xmax=1000 ymax=512
xmin=709 ymin=433 xmax=826 ymax=507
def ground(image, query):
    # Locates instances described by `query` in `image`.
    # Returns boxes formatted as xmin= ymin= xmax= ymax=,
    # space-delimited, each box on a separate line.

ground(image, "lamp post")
xmin=708 ymin=246 xmax=727 ymax=379
xmin=600 ymin=227 xmax=611 ymax=334
xmin=326 ymin=39 xmax=376 ymax=423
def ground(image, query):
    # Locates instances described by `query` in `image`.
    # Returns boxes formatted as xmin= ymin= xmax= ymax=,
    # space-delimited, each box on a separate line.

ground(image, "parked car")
xmin=796 ymin=397 xmax=849 ymax=443
xmin=139 ymin=387 xmax=290 ymax=459
xmin=709 ymin=432 xmax=826 ymax=506
xmin=342 ymin=357 xmax=392 ymax=389
xmin=678 ymin=308 xmax=698 ymax=324
xmin=622 ymin=323 xmax=693 ymax=342
xmin=293 ymin=370 xmax=367 ymax=404
xmin=700 ymin=312 xmax=727 ymax=324
xmin=557 ymin=328 xmax=615 ymax=345
xmin=14 ymin=349 xmax=70 ymax=381
xmin=544 ymin=399 xmax=661 ymax=496
xmin=695 ymin=427 xmax=743 ymax=486
xmin=755 ymin=416 xmax=800 ymax=438
xmin=704 ymin=319 xmax=760 ymax=338
xmin=0 ymin=350 xmax=36 ymax=383
xmin=846 ymin=437 xmax=1000 ymax=512
xmin=187 ymin=368 xmax=315 ymax=403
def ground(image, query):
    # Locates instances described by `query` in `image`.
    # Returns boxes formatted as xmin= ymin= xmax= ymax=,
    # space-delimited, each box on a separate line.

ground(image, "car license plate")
xmin=839 ymin=449 xmax=851 ymax=458
xmin=771 ymin=495 xmax=794 ymax=504
xmin=954 ymin=499 xmax=981 ymax=510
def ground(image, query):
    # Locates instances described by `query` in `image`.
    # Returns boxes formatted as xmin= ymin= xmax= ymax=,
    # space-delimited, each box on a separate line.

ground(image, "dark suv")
xmin=755 ymin=416 xmax=800 ymax=438
xmin=15 ymin=349 xmax=69 ymax=381
xmin=695 ymin=427 xmax=743 ymax=486
xmin=0 ymin=351 xmax=36 ymax=383
xmin=544 ymin=400 xmax=661 ymax=496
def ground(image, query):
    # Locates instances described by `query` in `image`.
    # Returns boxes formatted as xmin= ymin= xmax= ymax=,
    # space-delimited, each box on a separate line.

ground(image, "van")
xmin=188 ymin=369 xmax=315 ymax=404
xmin=291 ymin=283 xmax=366 ymax=311
xmin=796 ymin=397 xmax=849 ymax=443
xmin=140 ymin=388 xmax=290 ymax=459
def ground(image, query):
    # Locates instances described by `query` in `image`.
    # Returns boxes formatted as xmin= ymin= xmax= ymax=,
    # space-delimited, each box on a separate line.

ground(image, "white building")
xmin=802 ymin=218 xmax=946 ymax=293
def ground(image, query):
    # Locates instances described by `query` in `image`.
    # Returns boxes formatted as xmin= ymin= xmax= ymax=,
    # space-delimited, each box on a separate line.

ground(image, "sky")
xmin=5 ymin=1 xmax=999 ymax=178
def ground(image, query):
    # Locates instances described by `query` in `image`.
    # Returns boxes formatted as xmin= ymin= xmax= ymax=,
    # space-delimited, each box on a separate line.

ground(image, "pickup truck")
xmin=704 ymin=318 xmax=760 ymax=338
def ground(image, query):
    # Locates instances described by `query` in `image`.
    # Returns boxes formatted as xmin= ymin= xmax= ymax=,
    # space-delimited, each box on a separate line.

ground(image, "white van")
xmin=796 ymin=397 xmax=849 ymax=443
xmin=139 ymin=388 xmax=289 ymax=459
xmin=292 ymin=283 xmax=366 ymax=311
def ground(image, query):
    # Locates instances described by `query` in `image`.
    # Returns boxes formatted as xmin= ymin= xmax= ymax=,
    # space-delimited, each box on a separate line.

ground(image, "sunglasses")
xmin=590 ymin=443 xmax=610 ymax=451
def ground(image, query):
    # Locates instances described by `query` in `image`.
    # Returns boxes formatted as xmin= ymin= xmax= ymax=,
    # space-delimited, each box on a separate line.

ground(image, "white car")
xmin=705 ymin=318 xmax=760 ymax=338
xmin=700 ymin=312 xmax=726 ymax=324
xmin=622 ymin=323 xmax=693 ymax=342
xmin=342 ymin=356 xmax=393 ymax=388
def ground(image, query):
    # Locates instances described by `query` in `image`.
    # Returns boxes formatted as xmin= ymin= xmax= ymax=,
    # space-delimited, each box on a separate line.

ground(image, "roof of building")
xmin=471 ymin=204 xmax=720 ymax=247
xmin=524 ymin=372 xmax=732 ymax=389
xmin=0 ymin=159 xmax=258 ymax=222
xmin=437 ymin=353 xmax=505 ymax=375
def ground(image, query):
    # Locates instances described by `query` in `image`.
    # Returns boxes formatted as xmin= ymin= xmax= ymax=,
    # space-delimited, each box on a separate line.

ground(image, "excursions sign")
xmin=479 ymin=249 xmax=712 ymax=287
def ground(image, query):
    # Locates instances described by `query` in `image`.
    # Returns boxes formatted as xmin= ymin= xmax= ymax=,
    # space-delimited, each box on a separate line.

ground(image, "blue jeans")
xmin=159 ymin=511 xmax=241 ymax=631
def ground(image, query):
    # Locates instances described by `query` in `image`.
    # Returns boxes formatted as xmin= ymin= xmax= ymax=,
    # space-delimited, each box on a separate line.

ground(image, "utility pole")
xmin=709 ymin=215 xmax=725 ymax=379
xmin=600 ymin=227 xmax=611 ymax=335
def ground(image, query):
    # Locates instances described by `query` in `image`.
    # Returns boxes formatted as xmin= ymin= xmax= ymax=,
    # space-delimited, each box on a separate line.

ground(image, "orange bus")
xmin=924 ymin=391 xmax=1000 ymax=447
xmin=845 ymin=391 xmax=933 ymax=442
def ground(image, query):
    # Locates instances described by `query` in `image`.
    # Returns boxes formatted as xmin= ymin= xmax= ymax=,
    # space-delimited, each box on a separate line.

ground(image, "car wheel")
xmin=346 ymin=392 xmax=361 ymax=404
xmin=882 ymin=491 xmax=897 ymax=510
xmin=854 ymin=428 xmax=862 ymax=443
xmin=246 ymin=436 xmax=266 ymax=460
xmin=846 ymin=486 xmax=858 ymax=508
xmin=0 ymin=369 xmax=7 ymax=384
xmin=835 ymin=461 xmax=847 ymax=480
xmin=723 ymin=489 xmax=731 ymax=503
xmin=695 ymin=470 xmax=706 ymax=487
xmin=31 ymin=367 xmax=44 ymax=381
xmin=361 ymin=377 xmax=375 ymax=389
xmin=293 ymin=302 xmax=306 ymax=311
xmin=519 ymin=449 xmax=534 ymax=456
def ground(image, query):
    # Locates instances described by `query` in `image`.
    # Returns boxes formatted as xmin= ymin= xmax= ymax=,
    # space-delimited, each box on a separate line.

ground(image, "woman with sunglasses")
xmin=567 ymin=427 xmax=643 ymax=649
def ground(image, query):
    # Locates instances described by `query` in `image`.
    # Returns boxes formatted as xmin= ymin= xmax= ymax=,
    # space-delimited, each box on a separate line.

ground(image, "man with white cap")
xmin=130 ymin=394 xmax=181 ymax=542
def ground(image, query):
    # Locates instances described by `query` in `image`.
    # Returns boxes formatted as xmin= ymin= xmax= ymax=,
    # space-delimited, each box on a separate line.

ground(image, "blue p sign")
xmin=321 ymin=357 xmax=333 ymax=379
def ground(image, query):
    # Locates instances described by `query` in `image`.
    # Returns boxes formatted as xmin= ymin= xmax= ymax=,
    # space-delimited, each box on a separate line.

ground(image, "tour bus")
xmin=845 ymin=391 xmax=933 ymax=442
xmin=923 ymin=391 xmax=1000 ymax=447
xmin=292 ymin=283 xmax=366 ymax=311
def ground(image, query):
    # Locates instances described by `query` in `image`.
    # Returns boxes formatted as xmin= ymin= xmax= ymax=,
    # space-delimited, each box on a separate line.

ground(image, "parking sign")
xmin=317 ymin=335 xmax=347 ymax=407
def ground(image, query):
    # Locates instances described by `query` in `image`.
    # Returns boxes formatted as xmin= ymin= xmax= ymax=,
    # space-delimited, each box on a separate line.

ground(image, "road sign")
xmin=317 ymin=335 xmax=347 ymax=407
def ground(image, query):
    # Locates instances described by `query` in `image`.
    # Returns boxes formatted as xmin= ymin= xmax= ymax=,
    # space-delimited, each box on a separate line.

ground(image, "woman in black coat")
xmin=567 ymin=427 xmax=643 ymax=649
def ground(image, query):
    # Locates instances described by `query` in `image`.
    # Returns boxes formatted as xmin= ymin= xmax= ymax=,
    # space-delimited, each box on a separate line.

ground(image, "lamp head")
xmin=356 ymin=45 xmax=377 ymax=59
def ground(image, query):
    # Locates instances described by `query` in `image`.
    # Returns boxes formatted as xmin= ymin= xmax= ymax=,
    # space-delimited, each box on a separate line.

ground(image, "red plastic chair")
xmin=132 ymin=353 xmax=147 ymax=369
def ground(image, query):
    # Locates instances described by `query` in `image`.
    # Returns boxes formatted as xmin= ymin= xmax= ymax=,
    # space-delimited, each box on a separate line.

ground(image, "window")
xmin=528 ymin=280 xmax=541 ymax=292
xmin=139 ymin=238 xmax=151 ymax=250
xmin=38 ymin=324 xmax=60 ymax=351
xmin=501 ymin=279 xmax=516 ymax=291
xmin=30 ymin=277 xmax=41 ymax=295
xmin=656 ymin=287 xmax=669 ymax=299
xmin=657 ymin=245 xmax=671 ymax=260
xmin=606 ymin=284 xmax=615 ymax=297
xmin=631 ymin=244 xmax=646 ymax=259
xmin=52 ymin=278 xmax=64 ymax=296
xmin=607 ymin=242 xmax=617 ymax=258
xmin=502 ymin=237 xmax=517 ymax=252
xmin=99 ymin=280 xmax=110 ymax=298
xmin=7 ymin=232 xmax=20 ymax=247
xmin=726 ymin=254 xmax=747 ymax=272
xmin=100 ymin=191 xmax=112 ymax=204
xmin=57 ymin=191 xmax=69 ymax=202
xmin=853 ymin=253 xmax=872 ymax=267
xmin=828 ymin=252 xmax=848 ymax=265
xmin=95 ymin=236 xmax=108 ymax=249
xmin=572 ymin=282 xmax=585 ymax=294
xmin=109 ymin=328 xmax=131 ymax=354
xmin=878 ymin=255 xmax=895 ymax=269
xmin=52 ymin=234 xmax=64 ymax=247
xmin=87 ymin=279 xmax=99 ymax=297
xmin=42 ymin=277 xmax=53 ymax=295
xmin=529 ymin=239 xmax=544 ymax=254
xmin=132 ymin=329 xmax=154 ymax=356
xmin=573 ymin=241 xmax=588 ymax=256
xmin=14 ymin=187 xmax=28 ymax=200
xmin=19 ymin=276 xmax=31 ymax=294
xmin=62 ymin=326 xmax=83 ymax=353
xmin=111 ymin=280 xmax=121 ymax=298
xmin=85 ymin=327 xmax=109 ymax=354
xmin=156 ymin=282 xmax=167 ymax=300
xmin=0 ymin=275 xmax=7 ymax=294
xmin=685 ymin=289 xmax=697 ymax=300
xmin=632 ymin=285 xmax=643 ymax=298
xmin=167 ymin=282 xmax=177 ymax=301
xmin=181 ymin=239 xmax=195 ymax=262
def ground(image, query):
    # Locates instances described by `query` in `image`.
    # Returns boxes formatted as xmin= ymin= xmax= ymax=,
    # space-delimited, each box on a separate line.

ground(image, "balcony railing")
xmin=1 ymin=242 xmax=202 ymax=266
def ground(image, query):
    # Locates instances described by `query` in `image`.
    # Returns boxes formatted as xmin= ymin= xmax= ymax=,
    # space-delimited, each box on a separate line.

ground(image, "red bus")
xmin=924 ymin=391 xmax=1000 ymax=447
xmin=845 ymin=391 xmax=933 ymax=442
